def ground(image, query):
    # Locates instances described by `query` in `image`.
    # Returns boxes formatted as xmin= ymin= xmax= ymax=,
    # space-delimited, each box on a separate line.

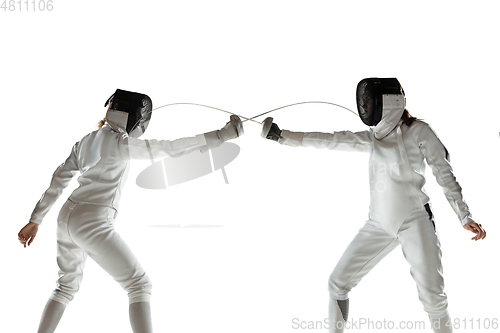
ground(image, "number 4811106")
xmin=1 ymin=0 xmax=54 ymax=11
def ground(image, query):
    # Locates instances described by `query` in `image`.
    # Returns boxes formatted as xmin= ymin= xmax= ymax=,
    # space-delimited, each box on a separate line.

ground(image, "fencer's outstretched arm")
xmin=417 ymin=123 xmax=485 ymax=239
xmin=29 ymin=142 xmax=80 ymax=225
xmin=280 ymin=130 xmax=372 ymax=152
xmin=119 ymin=135 xmax=208 ymax=160
xmin=119 ymin=115 xmax=244 ymax=160
xmin=261 ymin=117 xmax=372 ymax=153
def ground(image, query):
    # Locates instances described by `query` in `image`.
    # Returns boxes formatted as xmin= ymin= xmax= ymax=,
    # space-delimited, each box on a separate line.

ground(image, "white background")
xmin=1 ymin=1 xmax=499 ymax=332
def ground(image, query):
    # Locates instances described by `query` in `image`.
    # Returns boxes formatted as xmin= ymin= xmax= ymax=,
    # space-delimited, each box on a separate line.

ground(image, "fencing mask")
xmin=104 ymin=89 xmax=152 ymax=138
xmin=356 ymin=78 xmax=405 ymax=140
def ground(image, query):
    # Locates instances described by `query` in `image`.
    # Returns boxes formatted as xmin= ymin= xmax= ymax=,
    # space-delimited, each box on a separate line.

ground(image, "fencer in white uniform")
xmin=261 ymin=78 xmax=486 ymax=333
xmin=18 ymin=89 xmax=244 ymax=333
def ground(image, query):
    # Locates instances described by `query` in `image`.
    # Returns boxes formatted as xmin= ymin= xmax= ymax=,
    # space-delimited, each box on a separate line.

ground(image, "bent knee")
xmin=50 ymin=289 xmax=75 ymax=306
xmin=127 ymin=274 xmax=153 ymax=304
xmin=328 ymin=274 xmax=349 ymax=300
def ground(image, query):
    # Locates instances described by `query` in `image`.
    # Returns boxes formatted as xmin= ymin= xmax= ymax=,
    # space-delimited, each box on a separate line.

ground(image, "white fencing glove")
xmin=219 ymin=115 xmax=244 ymax=141
xmin=202 ymin=115 xmax=244 ymax=152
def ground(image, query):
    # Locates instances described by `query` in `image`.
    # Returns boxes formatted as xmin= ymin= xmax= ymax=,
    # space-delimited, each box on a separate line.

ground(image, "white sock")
xmin=329 ymin=297 xmax=348 ymax=333
xmin=129 ymin=302 xmax=153 ymax=333
xmin=37 ymin=300 xmax=66 ymax=333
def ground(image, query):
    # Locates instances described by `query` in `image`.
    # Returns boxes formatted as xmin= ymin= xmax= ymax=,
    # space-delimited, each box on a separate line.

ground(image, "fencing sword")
xmin=147 ymin=101 xmax=357 ymax=185
xmin=241 ymin=101 xmax=358 ymax=122
xmin=152 ymin=101 xmax=357 ymax=124
xmin=153 ymin=103 xmax=261 ymax=124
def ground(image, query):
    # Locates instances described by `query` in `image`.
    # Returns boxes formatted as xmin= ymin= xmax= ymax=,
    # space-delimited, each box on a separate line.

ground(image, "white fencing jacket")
xmin=30 ymin=125 xmax=210 ymax=224
xmin=279 ymin=119 xmax=473 ymax=237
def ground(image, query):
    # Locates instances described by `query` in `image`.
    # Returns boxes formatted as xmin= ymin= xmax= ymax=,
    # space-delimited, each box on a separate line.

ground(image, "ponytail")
xmin=401 ymin=109 xmax=417 ymax=127
xmin=96 ymin=117 xmax=106 ymax=130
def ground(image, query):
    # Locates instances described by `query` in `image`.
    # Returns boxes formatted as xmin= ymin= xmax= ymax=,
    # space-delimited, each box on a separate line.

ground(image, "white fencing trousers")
xmin=328 ymin=206 xmax=448 ymax=319
xmin=49 ymin=199 xmax=152 ymax=306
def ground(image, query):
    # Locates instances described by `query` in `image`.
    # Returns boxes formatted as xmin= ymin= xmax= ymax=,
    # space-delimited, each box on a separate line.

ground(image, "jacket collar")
xmin=373 ymin=94 xmax=405 ymax=140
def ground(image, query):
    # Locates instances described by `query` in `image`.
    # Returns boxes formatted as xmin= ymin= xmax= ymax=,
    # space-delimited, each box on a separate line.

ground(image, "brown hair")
xmin=401 ymin=109 xmax=417 ymax=127
xmin=96 ymin=117 xmax=106 ymax=130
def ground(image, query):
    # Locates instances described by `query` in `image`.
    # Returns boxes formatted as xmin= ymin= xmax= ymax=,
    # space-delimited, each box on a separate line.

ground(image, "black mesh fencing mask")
xmin=105 ymin=89 xmax=152 ymax=137
xmin=356 ymin=78 xmax=404 ymax=126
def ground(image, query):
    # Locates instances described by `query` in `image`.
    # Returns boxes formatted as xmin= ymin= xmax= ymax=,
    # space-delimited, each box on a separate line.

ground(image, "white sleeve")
xmin=417 ymin=124 xmax=473 ymax=226
xmin=118 ymin=133 xmax=211 ymax=160
xmin=29 ymin=142 xmax=80 ymax=225
xmin=279 ymin=129 xmax=373 ymax=152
